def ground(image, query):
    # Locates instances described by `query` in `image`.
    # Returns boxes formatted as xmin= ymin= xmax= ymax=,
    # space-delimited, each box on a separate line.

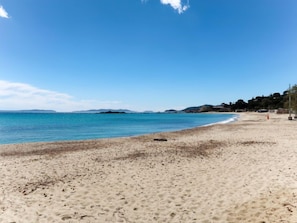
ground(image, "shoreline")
xmin=0 ymin=112 xmax=238 ymax=146
xmin=1 ymin=112 xmax=297 ymax=222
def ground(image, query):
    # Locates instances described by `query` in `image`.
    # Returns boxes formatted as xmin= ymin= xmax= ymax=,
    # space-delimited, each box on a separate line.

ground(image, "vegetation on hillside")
xmin=226 ymin=84 xmax=297 ymax=112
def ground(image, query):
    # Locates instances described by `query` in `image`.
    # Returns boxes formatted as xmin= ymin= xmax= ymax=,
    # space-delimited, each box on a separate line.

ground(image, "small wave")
xmin=203 ymin=114 xmax=239 ymax=127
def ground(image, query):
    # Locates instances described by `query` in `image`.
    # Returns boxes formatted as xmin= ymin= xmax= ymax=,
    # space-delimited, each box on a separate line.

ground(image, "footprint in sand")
xmin=113 ymin=208 xmax=128 ymax=223
xmin=61 ymin=215 xmax=72 ymax=220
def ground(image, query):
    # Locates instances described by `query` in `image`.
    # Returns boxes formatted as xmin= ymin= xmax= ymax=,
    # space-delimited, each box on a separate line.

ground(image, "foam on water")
xmin=203 ymin=114 xmax=239 ymax=126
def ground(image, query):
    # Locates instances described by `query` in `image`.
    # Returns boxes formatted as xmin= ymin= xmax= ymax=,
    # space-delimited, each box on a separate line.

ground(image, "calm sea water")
xmin=0 ymin=113 xmax=237 ymax=145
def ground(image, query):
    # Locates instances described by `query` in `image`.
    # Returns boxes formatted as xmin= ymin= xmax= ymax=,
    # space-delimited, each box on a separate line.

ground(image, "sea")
xmin=0 ymin=113 xmax=238 ymax=145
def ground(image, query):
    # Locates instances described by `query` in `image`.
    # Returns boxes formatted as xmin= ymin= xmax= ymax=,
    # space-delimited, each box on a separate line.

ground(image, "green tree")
xmin=234 ymin=99 xmax=247 ymax=110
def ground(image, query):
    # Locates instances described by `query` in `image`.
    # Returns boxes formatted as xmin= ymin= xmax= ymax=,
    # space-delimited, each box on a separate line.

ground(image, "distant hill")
xmin=0 ymin=109 xmax=57 ymax=113
xmin=182 ymin=105 xmax=222 ymax=113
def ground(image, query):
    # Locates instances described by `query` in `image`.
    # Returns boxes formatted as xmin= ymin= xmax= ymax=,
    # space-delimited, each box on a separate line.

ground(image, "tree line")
xmin=224 ymin=84 xmax=297 ymax=112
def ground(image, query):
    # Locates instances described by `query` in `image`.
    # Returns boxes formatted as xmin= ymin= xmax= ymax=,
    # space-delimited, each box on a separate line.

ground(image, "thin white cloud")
xmin=0 ymin=5 xmax=9 ymax=18
xmin=160 ymin=0 xmax=189 ymax=14
xmin=0 ymin=80 xmax=122 ymax=112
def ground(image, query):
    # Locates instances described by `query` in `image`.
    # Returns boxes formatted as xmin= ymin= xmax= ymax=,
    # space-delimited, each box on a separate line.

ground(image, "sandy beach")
xmin=0 ymin=112 xmax=297 ymax=223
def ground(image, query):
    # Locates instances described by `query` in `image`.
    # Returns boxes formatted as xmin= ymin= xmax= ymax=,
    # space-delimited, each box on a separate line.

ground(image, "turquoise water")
xmin=0 ymin=113 xmax=237 ymax=145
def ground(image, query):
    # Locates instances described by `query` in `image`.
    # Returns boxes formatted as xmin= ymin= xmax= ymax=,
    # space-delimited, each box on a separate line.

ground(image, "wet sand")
xmin=1 ymin=112 xmax=297 ymax=222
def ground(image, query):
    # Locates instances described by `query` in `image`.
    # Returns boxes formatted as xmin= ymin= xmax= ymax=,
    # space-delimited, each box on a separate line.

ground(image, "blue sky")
xmin=0 ymin=0 xmax=296 ymax=112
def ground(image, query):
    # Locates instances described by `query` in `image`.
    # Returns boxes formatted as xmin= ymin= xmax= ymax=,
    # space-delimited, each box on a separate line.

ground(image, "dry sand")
xmin=1 ymin=112 xmax=297 ymax=222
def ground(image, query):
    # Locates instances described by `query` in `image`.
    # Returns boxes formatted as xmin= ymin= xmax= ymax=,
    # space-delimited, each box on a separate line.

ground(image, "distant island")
xmin=72 ymin=109 xmax=135 ymax=114
xmin=97 ymin=111 xmax=126 ymax=114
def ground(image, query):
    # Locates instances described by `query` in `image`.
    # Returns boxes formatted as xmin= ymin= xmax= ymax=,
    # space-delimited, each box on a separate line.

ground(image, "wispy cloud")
xmin=0 ymin=80 xmax=122 ymax=112
xmin=160 ymin=0 xmax=189 ymax=14
xmin=0 ymin=5 xmax=9 ymax=18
